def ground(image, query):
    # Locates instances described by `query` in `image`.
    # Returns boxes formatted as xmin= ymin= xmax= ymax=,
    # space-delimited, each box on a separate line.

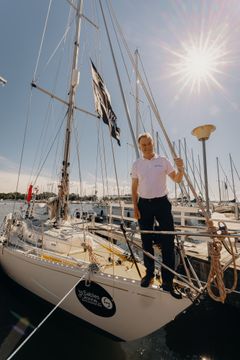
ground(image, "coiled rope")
xmin=206 ymin=221 xmax=238 ymax=303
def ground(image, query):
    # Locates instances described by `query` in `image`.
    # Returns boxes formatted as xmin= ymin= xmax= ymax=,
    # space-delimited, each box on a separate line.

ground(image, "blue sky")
xmin=1 ymin=0 xmax=240 ymax=201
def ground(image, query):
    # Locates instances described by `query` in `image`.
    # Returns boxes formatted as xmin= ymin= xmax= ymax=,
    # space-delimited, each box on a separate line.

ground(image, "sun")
xmin=183 ymin=47 xmax=215 ymax=80
xmin=166 ymin=30 xmax=230 ymax=95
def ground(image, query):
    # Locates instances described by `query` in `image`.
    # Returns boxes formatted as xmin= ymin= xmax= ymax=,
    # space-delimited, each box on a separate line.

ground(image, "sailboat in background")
xmin=0 ymin=0 xmax=193 ymax=342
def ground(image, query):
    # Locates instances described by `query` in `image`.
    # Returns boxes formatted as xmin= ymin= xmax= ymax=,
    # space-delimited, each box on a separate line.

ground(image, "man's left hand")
xmin=174 ymin=157 xmax=184 ymax=171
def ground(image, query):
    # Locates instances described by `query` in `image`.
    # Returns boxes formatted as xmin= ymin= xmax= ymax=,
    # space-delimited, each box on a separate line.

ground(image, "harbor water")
xmin=0 ymin=202 xmax=240 ymax=360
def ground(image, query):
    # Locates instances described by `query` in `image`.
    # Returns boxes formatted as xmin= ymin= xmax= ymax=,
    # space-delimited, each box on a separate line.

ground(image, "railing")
xmin=94 ymin=202 xmax=240 ymax=231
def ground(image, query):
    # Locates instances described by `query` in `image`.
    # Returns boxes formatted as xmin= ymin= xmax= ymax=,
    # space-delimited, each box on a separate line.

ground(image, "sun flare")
xmin=183 ymin=47 xmax=215 ymax=79
xmin=167 ymin=29 xmax=230 ymax=95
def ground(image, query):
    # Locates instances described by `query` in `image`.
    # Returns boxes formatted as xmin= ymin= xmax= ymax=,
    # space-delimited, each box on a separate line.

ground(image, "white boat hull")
xmin=0 ymin=244 xmax=191 ymax=341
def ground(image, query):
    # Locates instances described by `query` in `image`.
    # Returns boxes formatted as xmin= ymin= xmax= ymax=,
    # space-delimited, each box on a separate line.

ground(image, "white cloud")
xmin=0 ymin=171 xmax=53 ymax=193
xmin=0 ymin=171 xmax=130 ymax=196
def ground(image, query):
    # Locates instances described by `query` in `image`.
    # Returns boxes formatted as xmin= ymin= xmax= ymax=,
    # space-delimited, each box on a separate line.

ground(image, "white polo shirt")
xmin=131 ymin=155 xmax=175 ymax=199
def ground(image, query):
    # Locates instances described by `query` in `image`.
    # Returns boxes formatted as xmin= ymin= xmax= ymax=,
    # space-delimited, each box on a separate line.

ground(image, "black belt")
xmin=139 ymin=195 xmax=167 ymax=202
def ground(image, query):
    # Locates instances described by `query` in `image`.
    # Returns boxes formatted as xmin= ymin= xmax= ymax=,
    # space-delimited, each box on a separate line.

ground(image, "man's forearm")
xmin=174 ymin=169 xmax=184 ymax=183
xmin=131 ymin=179 xmax=139 ymax=207
xmin=132 ymin=191 xmax=138 ymax=207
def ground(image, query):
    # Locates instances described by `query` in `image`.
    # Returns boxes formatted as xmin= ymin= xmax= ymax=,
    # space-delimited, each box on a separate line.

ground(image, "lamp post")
xmin=192 ymin=124 xmax=216 ymax=216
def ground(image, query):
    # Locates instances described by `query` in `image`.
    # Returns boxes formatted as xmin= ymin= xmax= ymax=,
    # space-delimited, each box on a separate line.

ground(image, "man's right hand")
xmin=134 ymin=206 xmax=140 ymax=220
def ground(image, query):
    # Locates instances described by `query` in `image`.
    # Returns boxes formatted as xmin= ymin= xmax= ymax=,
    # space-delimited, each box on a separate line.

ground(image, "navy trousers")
xmin=138 ymin=196 xmax=175 ymax=284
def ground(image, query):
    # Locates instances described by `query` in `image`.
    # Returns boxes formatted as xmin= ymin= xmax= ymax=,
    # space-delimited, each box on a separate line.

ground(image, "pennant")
xmin=91 ymin=60 xmax=120 ymax=145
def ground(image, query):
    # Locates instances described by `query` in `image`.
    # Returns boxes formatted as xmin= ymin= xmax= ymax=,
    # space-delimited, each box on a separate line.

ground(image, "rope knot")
xmin=207 ymin=239 xmax=226 ymax=303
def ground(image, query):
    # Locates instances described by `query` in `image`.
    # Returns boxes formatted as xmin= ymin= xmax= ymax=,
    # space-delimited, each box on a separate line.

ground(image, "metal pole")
xmin=202 ymin=139 xmax=210 ymax=215
xmin=198 ymin=154 xmax=203 ymax=195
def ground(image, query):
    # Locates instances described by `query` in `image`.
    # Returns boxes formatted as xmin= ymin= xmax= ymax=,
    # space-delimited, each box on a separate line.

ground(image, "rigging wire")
xmin=36 ymin=20 xmax=73 ymax=82
xmin=231 ymin=156 xmax=240 ymax=184
xmin=73 ymin=116 xmax=84 ymax=214
xmin=178 ymin=140 xmax=206 ymax=199
xmin=32 ymin=112 xmax=68 ymax=187
xmin=33 ymin=0 xmax=53 ymax=81
xmin=138 ymin=52 xmax=160 ymax=118
xmin=100 ymin=124 xmax=110 ymax=196
xmin=12 ymin=91 xmax=34 ymax=213
xmin=98 ymin=0 xmax=127 ymax=202
xmin=93 ymin=122 xmax=106 ymax=198
xmin=100 ymin=0 xmax=139 ymax=159
xmin=94 ymin=123 xmax=100 ymax=197
xmin=12 ymin=0 xmax=53 ymax=210
xmin=106 ymin=2 xmax=132 ymax=86
xmin=106 ymin=2 xmax=146 ymax=137
xmin=98 ymin=124 xmax=106 ymax=198
xmin=219 ymin=158 xmax=238 ymax=202
xmin=33 ymin=3 xmax=75 ymax=82
xmin=29 ymin=4 xmax=73 ymax=189
xmin=92 ymin=0 xmax=102 ymax=68
xmin=28 ymin=99 xmax=56 ymax=186
xmin=157 ymin=132 xmax=169 ymax=157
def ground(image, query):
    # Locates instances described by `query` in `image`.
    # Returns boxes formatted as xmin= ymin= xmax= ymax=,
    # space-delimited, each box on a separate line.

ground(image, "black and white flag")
xmin=91 ymin=60 xmax=120 ymax=146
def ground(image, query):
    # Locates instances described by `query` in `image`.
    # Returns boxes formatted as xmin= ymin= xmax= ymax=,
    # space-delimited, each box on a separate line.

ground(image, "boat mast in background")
xmin=229 ymin=153 xmax=237 ymax=202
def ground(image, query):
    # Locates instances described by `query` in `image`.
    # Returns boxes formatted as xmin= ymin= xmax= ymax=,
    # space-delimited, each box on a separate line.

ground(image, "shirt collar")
xmin=142 ymin=153 xmax=158 ymax=160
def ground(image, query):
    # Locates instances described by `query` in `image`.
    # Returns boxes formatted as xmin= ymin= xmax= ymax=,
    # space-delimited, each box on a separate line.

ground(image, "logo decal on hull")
xmin=75 ymin=281 xmax=116 ymax=317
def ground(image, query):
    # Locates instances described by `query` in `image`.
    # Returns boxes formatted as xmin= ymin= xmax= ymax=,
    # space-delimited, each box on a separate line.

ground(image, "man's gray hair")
xmin=137 ymin=132 xmax=153 ymax=144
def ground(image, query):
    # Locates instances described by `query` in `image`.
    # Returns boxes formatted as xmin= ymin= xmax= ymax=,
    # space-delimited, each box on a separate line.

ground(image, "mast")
xmin=59 ymin=0 xmax=83 ymax=220
xmin=229 ymin=153 xmax=236 ymax=202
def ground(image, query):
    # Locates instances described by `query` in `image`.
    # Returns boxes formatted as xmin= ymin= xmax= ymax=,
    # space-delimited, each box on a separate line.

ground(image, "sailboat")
xmin=0 ymin=0 xmax=193 ymax=342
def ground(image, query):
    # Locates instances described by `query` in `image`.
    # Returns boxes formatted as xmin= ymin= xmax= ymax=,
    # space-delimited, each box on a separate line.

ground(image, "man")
xmin=131 ymin=132 xmax=184 ymax=299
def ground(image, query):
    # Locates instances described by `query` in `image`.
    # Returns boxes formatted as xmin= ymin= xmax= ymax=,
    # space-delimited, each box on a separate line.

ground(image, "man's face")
xmin=139 ymin=136 xmax=154 ymax=157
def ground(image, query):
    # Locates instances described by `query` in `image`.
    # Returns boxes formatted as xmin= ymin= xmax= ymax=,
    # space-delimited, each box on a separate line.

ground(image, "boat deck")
xmin=40 ymin=235 xmax=151 ymax=284
xmin=82 ymin=220 xmax=240 ymax=272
